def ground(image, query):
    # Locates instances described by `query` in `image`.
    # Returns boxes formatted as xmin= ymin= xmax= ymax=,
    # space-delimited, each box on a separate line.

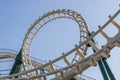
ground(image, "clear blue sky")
xmin=0 ymin=0 xmax=120 ymax=79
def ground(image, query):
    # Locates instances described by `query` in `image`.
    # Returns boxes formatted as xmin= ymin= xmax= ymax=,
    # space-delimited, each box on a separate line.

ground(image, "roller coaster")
xmin=0 ymin=6 xmax=120 ymax=80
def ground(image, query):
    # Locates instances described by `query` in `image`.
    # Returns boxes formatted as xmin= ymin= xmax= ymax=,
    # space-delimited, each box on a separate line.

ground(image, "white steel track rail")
xmin=0 ymin=49 xmax=52 ymax=72
xmin=0 ymin=8 xmax=120 ymax=80
xmin=0 ymin=49 xmax=95 ymax=80
xmin=21 ymin=9 xmax=89 ymax=77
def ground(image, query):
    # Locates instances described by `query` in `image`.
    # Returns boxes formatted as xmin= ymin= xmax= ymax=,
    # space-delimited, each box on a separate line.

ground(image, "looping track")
xmin=0 ymin=8 xmax=120 ymax=80
xmin=22 ymin=9 xmax=89 ymax=75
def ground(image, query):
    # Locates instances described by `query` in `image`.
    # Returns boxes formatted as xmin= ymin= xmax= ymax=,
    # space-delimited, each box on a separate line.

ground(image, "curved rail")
xmin=0 ymin=49 xmax=53 ymax=72
xmin=0 ymin=8 xmax=120 ymax=79
xmin=21 ymin=9 xmax=89 ymax=75
xmin=0 ymin=49 xmax=95 ymax=80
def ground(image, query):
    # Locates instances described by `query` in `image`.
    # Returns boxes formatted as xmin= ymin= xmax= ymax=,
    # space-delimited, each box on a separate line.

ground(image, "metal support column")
xmin=98 ymin=59 xmax=109 ymax=80
xmin=88 ymin=32 xmax=115 ymax=80
xmin=102 ymin=58 xmax=116 ymax=80
xmin=9 ymin=48 xmax=22 ymax=76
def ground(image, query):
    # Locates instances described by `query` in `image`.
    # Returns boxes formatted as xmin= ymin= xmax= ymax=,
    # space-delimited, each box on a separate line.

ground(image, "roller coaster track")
xmin=0 ymin=8 xmax=120 ymax=80
xmin=0 ymin=49 xmax=95 ymax=80
xmin=0 ymin=49 xmax=60 ymax=72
